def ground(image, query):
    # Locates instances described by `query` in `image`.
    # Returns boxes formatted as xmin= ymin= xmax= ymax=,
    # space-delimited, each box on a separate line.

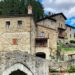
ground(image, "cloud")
xmin=67 ymin=7 xmax=75 ymax=18
xmin=42 ymin=0 xmax=75 ymax=18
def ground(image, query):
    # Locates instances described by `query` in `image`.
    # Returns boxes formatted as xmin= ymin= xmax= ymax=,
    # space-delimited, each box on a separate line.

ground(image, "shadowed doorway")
xmin=9 ymin=69 xmax=27 ymax=75
xmin=36 ymin=52 xmax=46 ymax=59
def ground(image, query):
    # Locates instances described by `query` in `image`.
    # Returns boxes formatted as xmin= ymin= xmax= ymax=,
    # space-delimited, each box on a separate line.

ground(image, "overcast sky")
xmin=41 ymin=0 xmax=75 ymax=18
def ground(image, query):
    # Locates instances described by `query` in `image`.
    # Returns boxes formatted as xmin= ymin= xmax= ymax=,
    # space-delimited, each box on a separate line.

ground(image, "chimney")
xmin=28 ymin=4 xmax=32 ymax=14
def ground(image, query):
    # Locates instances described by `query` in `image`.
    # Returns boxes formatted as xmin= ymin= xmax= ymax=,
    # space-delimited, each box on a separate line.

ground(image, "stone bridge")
xmin=0 ymin=50 xmax=68 ymax=75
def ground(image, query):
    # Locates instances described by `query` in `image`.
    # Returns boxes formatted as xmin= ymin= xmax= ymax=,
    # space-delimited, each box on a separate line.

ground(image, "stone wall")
xmin=0 ymin=16 xmax=58 ymax=59
xmin=52 ymin=15 xmax=74 ymax=43
xmin=0 ymin=51 xmax=70 ymax=75
xmin=0 ymin=50 xmax=49 ymax=75
xmin=66 ymin=26 xmax=74 ymax=42
xmin=52 ymin=15 xmax=66 ymax=29
xmin=0 ymin=16 xmax=33 ymax=53
xmin=0 ymin=16 xmax=37 ymax=55
xmin=0 ymin=17 xmax=31 ymax=32
xmin=0 ymin=32 xmax=30 ymax=53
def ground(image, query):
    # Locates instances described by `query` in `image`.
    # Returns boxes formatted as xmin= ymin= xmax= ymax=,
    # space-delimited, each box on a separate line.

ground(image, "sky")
xmin=42 ymin=0 xmax=75 ymax=18
xmin=38 ymin=0 xmax=75 ymax=28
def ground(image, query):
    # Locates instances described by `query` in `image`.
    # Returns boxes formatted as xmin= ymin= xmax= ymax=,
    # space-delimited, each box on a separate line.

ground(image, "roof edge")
xmin=50 ymin=13 xmax=67 ymax=20
xmin=66 ymin=24 xmax=75 ymax=29
xmin=37 ymin=16 xmax=56 ymax=22
xmin=0 ymin=14 xmax=33 ymax=18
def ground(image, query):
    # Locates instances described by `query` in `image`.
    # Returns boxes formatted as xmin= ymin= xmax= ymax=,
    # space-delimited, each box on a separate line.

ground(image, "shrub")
xmin=70 ymin=40 xmax=75 ymax=43
xmin=68 ymin=66 xmax=75 ymax=73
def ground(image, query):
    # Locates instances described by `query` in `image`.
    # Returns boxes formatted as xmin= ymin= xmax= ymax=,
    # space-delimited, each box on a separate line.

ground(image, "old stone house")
xmin=50 ymin=13 xmax=75 ymax=43
xmin=0 ymin=5 xmax=58 ymax=75
xmin=0 ymin=14 xmax=57 ymax=60
xmin=50 ymin=13 xmax=75 ymax=65
xmin=0 ymin=5 xmax=75 ymax=75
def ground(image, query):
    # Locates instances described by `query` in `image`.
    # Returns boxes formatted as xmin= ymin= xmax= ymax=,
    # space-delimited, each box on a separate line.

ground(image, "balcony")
xmin=58 ymin=28 xmax=66 ymax=39
xmin=35 ymin=38 xmax=48 ymax=47
xmin=58 ymin=26 xmax=66 ymax=30
xmin=58 ymin=33 xmax=65 ymax=38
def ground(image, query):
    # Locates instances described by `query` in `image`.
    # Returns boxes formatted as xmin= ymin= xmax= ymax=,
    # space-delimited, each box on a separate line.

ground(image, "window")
xmin=35 ymin=38 xmax=47 ymax=47
xmin=61 ymin=24 xmax=62 ymax=28
xmin=68 ymin=55 xmax=72 ymax=59
xmin=70 ymin=28 xmax=71 ymax=31
xmin=12 ymin=38 xmax=17 ymax=45
xmin=6 ymin=21 xmax=10 ymax=29
xmin=17 ymin=20 xmax=22 ymax=28
xmin=66 ymin=33 xmax=67 ymax=37
xmin=39 ymin=32 xmax=45 ymax=37
xmin=70 ymin=34 xmax=71 ymax=38
xmin=60 ymin=15 xmax=61 ymax=18
xmin=51 ymin=20 xmax=53 ymax=25
xmin=59 ymin=23 xmax=63 ymax=28
xmin=18 ymin=20 xmax=22 ymax=25
xmin=59 ymin=23 xmax=60 ymax=27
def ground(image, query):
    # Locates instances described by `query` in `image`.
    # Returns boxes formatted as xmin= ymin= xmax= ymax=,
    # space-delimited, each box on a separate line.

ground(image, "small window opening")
xmin=17 ymin=20 xmax=22 ymax=28
xmin=6 ymin=21 xmax=10 ymax=29
xmin=12 ymin=38 xmax=17 ymax=45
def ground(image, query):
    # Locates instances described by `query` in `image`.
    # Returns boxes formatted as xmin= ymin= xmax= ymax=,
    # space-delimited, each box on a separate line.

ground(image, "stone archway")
xmin=2 ymin=63 xmax=33 ymax=75
xmin=9 ymin=69 xmax=27 ymax=75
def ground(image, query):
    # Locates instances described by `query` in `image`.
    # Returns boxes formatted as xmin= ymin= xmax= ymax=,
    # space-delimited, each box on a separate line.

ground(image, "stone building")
xmin=0 ymin=14 xmax=57 ymax=60
xmin=50 ymin=13 xmax=75 ymax=43
xmin=0 ymin=5 xmax=74 ymax=75
xmin=66 ymin=25 xmax=75 ymax=43
xmin=50 ymin=13 xmax=75 ymax=65
xmin=0 ymin=5 xmax=58 ymax=75
xmin=36 ymin=17 xmax=57 ymax=59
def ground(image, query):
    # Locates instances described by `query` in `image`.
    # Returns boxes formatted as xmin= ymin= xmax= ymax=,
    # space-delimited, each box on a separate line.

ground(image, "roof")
xmin=66 ymin=24 xmax=75 ymax=29
xmin=36 ymin=16 xmax=56 ymax=22
xmin=0 ymin=14 xmax=33 ymax=18
xmin=49 ymin=13 xmax=67 ymax=20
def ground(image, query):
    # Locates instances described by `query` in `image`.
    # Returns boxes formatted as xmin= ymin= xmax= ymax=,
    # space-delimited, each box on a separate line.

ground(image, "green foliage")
xmin=68 ymin=66 xmax=75 ymax=73
xmin=62 ymin=48 xmax=75 ymax=51
xmin=0 ymin=0 xmax=44 ymax=20
xmin=70 ymin=40 xmax=75 ymax=43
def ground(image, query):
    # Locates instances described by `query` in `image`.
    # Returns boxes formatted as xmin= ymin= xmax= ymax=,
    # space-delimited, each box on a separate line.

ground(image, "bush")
xmin=68 ymin=66 xmax=75 ymax=73
xmin=70 ymin=40 xmax=75 ymax=43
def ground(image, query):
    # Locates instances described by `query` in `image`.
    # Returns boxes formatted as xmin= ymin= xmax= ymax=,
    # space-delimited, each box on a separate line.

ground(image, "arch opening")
xmin=9 ymin=69 xmax=27 ymax=75
xmin=2 ymin=63 xmax=33 ymax=75
xmin=36 ymin=52 xmax=46 ymax=59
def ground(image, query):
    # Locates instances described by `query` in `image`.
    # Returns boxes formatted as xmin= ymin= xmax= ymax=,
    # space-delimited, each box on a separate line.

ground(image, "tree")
xmin=32 ymin=1 xmax=44 ymax=20
xmin=0 ymin=0 xmax=44 ymax=20
xmin=1 ymin=0 xmax=20 ymax=15
xmin=19 ymin=0 xmax=27 ymax=15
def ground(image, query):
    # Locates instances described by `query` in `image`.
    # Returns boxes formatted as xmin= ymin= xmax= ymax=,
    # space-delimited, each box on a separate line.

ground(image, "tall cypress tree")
xmin=19 ymin=0 xmax=27 ymax=15
xmin=0 ymin=0 xmax=44 ymax=20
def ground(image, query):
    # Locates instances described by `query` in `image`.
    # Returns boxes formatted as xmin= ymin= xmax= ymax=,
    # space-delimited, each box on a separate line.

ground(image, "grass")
xmin=62 ymin=48 xmax=75 ymax=51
